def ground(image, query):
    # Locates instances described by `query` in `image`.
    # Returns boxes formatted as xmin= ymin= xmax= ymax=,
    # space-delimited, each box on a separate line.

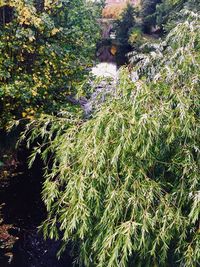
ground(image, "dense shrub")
xmin=0 ymin=0 xmax=100 ymax=128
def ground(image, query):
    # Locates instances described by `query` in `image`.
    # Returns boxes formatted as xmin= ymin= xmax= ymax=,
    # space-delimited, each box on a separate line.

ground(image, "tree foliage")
xmin=115 ymin=4 xmax=136 ymax=46
xmin=140 ymin=0 xmax=161 ymax=33
xmin=115 ymin=4 xmax=136 ymax=65
xmin=23 ymin=6 xmax=200 ymax=267
xmin=0 ymin=0 xmax=100 ymax=128
xmin=102 ymin=3 xmax=128 ymax=19
xmin=155 ymin=0 xmax=200 ymax=31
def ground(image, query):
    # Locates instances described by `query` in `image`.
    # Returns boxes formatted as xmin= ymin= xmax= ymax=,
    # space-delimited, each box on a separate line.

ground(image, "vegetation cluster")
xmin=0 ymin=0 xmax=199 ymax=266
xmin=22 ymin=1 xmax=200 ymax=266
xmin=0 ymin=0 xmax=101 ymax=129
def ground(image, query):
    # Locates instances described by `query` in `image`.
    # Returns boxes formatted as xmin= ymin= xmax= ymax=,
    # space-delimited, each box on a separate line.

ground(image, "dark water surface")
xmin=96 ymin=39 xmax=130 ymax=66
xmin=0 ymin=147 xmax=73 ymax=267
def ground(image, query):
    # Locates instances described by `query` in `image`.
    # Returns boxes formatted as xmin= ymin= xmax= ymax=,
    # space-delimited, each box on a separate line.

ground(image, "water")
xmin=91 ymin=62 xmax=117 ymax=79
xmin=0 ymin=147 xmax=73 ymax=267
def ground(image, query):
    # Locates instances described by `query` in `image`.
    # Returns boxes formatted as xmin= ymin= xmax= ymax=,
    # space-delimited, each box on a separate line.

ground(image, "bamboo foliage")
xmin=23 ymin=9 xmax=200 ymax=267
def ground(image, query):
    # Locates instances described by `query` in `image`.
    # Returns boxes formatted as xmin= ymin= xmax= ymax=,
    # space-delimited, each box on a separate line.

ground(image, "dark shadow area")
xmin=0 ymin=5 xmax=14 ymax=25
xmin=0 ymin=133 xmax=73 ymax=267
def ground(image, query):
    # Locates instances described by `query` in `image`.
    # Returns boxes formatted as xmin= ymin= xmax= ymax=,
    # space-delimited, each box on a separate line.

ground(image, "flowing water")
xmin=0 ymin=42 xmax=125 ymax=267
xmin=91 ymin=62 xmax=117 ymax=79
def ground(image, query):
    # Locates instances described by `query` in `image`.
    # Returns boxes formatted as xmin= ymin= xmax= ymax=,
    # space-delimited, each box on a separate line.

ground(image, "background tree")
xmin=102 ymin=2 xmax=128 ymax=19
xmin=115 ymin=3 xmax=136 ymax=65
xmin=140 ymin=0 xmax=161 ymax=33
xmin=0 ymin=0 xmax=101 ymax=129
xmin=154 ymin=0 xmax=200 ymax=32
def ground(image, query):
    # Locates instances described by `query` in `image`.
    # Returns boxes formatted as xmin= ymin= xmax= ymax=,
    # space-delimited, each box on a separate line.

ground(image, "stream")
xmin=0 ymin=42 xmax=124 ymax=267
xmin=0 ymin=144 xmax=73 ymax=267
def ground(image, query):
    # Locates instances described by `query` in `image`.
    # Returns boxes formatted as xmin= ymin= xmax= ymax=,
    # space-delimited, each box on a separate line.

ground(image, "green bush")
xmin=0 ymin=0 xmax=100 ymax=128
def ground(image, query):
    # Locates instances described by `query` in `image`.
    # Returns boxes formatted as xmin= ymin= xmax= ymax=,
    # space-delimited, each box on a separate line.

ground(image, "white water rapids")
xmin=91 ymin=62 xmax=117 ymax=79
xmin=67 ymin=62 xmax=118 ymax=115
xmin=81 ymin=62 xmax=118 ymax=115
